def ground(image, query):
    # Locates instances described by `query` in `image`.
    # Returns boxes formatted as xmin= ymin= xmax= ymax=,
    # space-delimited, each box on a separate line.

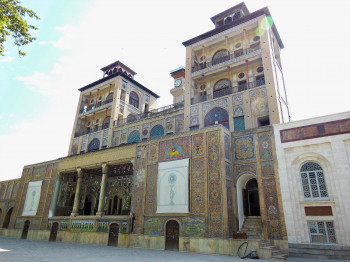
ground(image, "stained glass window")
xmin=88 ymin=138 xmax=100 ymax=152
xmin=127 ymin=130 xmax=140 ymax=143
xmin=300 ymin=162 xmax=328 ymax=200
xmin=204 ymin=107 xmax=229 ymax=129
xmin=150 ymin=125 xmax=164 ymax=139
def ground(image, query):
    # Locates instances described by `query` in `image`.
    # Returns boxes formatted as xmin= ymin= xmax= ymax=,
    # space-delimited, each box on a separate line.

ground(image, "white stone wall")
xmin=274 ymin=111 xmax=350 ymax=245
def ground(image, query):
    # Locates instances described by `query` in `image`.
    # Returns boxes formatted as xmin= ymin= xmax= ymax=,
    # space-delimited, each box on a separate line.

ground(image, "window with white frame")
xmin=300 ymin=162 xmax=328 ymax=200
xmin=308 ymin=221 xmax=336 ymax=243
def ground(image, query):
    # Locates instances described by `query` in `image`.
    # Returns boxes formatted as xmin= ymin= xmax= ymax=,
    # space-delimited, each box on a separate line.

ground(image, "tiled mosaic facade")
xmin=158 ymin=137 xmax=190 ymax=162
xmin=192 ymin=134 xmax=204 ymax=156
xmin=144 ymin=165 xmax=157 ymax=215
xmin=207 ymin=131 xmax=223 ymax=238
xmin=191 ymin=158 xmax=206 ymax=214
xmin=234 ymin=135 xmax=255 ymax=161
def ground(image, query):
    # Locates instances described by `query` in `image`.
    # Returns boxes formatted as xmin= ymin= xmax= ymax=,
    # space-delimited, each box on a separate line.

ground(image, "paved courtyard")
xmin=0 ymin=237 xmax=342 ymax=262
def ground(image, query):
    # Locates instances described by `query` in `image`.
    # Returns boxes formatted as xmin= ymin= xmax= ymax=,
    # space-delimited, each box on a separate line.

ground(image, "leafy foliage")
xmin=0 ymin=0 xmax=39 ymax=56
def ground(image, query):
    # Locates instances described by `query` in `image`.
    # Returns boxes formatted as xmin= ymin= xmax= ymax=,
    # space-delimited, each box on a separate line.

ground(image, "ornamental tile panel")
xmin=232 ymin=94 xmax=243 ymax=106
xmin=258 ymin=132 xmax=273 ymax=160
xmin=144 ymin=165 xmax=158 ymax=215
xmin=191 ymin=158 xmax=205 ymax=213
xmin=261 ymin=161 xmax=275 ymax=177
xmin=148 ymin=143 xmax=158 ymax=163
xmin=202 ymin=97 xmax=229 ymax=115
xmin=234 ymin=163 xmax=257 ymax=181
xmin=190 ymin=116 xmax=199 ymax=126
xmin=191 ymin=105 xmax=199 ymax=116
xmin=233 ymin=106 xmax=244 ymax=117
xmin=207 ymin=131 xmax=223 ymax=238
xmin=234 ymin=135 xmax=255 ymax=161
xmin=192 ymin=134 xmax=204 ymax=156
xmin=158 ymin=137 xmax=190 ymax=162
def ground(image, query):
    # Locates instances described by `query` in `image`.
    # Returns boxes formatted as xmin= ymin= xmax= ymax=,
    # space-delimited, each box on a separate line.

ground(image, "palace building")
xmin=1 ymin=2 xmax=349 ymax=260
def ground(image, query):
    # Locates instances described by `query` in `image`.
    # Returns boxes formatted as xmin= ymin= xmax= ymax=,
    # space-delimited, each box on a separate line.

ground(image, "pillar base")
xmin=96 ymin=212 xmax=105 ymax=217
xmin=70 ymin=213 xmax=79 ymax=217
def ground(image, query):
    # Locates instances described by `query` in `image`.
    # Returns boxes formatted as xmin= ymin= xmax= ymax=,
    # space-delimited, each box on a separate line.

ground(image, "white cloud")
xmin=0 ymin=57 xmax=15 ymax=63
xmin=15 ymin=72 xmax=55 ymax=96
xmin=38 ymin=41 xmax=49 ymax=45
xmin=52 ymin=25 xmax=79 ymax=50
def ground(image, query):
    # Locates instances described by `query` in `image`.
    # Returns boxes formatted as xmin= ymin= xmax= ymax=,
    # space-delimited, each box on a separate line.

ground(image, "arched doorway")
xmin=108 ymin=223 xmax=119 ymax=246
xmin=21 ymin=220 xmax=30 ymax=239
xmin=244 ymin=179 xmax=260 ymax=216
xmin=165 ymin=220 xmax=179 ymax=251
xmin=2 ymin=207 xmax=13 ymax=228
xmin=49 ymin=222 xmax=59 ymax=242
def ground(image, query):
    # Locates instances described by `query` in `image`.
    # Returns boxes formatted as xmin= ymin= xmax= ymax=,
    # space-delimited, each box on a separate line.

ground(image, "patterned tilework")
xmin=182 ymin=217 xmax=205 ymax=237
xmin=258 ymin=132 xmax=273 ymax=160
xmin=202 ymin=97 xmax=229 ymax=115
xmin=232 ymin=94 xmax=243 ymax=106
xmin=191 ymin=158 xmax=205 ymax=214
xmin=166 ymin=117 xmax=174 ymax=133
xmin=263 ymin=179 xmax=282 ymax=239
xmin=132 ymin=146 xmax=147 ymax=234
xmin=143 ymin=216 xmax=206 ymax=237
xmin=207 ymin=131 xmax=223 ymax=238
xmin=234 ymin=163 xmax=257 ymax=180
xmin=175 ymin=114 xmax=184 ymax=133
xmin=261 ymin=161 xmax=275 ymax=177
xmin=250 ymin=88 xmax=267 ymax=98
xmin=120 ymin=129 xmax=127 ymax=144
xmin=158 ymin=137 xmax=190 ymax=162
xmin=148 ymin=143 xmax=158 ymax=163
xmin=70 ymin=220 xmax=94 ymax=231
xmin=190 ymin=116 xmax=200 ymax=126
xmin=226 ymin=181 xmax=234 ymax=237
xmin=192 ymin=134 xmax=204 ymax=156
xmin=234 ymin=135 xmax=255 ymax=161
xmin=226 ymin=163 xmax=232 ymax=180
xmin=112 ymin=131 xmax=120 ymax=146
xmin=190 ymin=105 xmax=199 ymax=116
xmin=144 ymin=165 xmax=158 ymax=215
xmin=233 ymin=106 xmax=244 ymax=117
xmin=224 ymin=134 xmax=230 ymax=160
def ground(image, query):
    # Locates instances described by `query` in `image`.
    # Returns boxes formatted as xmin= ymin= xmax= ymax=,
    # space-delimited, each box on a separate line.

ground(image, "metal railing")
xmin=74 ymin=123 xmax=110 ymax=138
xmin=115 ymin=101 xmax=184 ymax=127
xmin=191 ymin=78 xmax=265 ymax=105
xmin=192 ymin=45 xmax=261 ymax=73
xmin=79 ymin=97 xmax=113 ymax=115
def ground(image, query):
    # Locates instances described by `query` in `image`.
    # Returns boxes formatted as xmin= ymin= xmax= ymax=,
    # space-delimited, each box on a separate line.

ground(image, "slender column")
xmin=97 ymin=163 xmax=109 ymax=216
xmin=49 ymin=172 xmax=62 ymax=217
xmin=71 ymin=168 xmax=83 ymax=216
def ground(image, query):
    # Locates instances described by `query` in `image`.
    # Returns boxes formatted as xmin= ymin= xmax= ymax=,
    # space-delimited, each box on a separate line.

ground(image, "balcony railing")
xmin=191 ymin=78 xmax=265 ymax=105
xmin=74 ymin=123 xmax=110 ymax=138
xmin=192 ymin=45 xmax=261 ymax=74
xmin=79 ymin=97 xmax=113 ymax=115
xmin=115 ymin=101 xmax=184 ymax=127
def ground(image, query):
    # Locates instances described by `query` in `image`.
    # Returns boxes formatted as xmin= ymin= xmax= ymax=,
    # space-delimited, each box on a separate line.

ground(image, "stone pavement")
xmin=0 ymin=237 xmax=342 ymax=262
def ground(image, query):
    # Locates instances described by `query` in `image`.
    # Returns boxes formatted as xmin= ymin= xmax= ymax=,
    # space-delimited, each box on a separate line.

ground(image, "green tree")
xmin=0 ymin=0 xmax=39 ymax=56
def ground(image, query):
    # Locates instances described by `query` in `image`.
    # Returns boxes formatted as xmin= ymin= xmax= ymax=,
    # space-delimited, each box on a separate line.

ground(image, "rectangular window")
xmin=234 ymin=116 xmax=245 ymax=131
xmin=190 ymin=125 xmax=199 ymax=131
xmin=122 ymin=81 xmax=127 ymax=89
xmin=308 ymin=221 xmax=336 ymax=243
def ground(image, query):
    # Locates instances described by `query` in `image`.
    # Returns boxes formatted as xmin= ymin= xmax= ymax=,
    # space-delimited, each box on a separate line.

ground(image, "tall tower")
xmin=68 ymin=61 xmax=159 ymax=155
xmin=181 ymin=2 xmax=289 ymax=132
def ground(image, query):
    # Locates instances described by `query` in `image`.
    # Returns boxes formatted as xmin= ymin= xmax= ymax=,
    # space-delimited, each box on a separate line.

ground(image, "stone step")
xmin=289 ymin=243 xmax=350 ymax=260
xmin=271 ymin=254 xmax=288 ymax=260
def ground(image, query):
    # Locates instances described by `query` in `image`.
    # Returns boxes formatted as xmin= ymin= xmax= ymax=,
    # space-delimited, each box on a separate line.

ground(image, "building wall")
xmin=274 ymin=112 xmax=350 ymax=245
xmin=0 ymin=179 xmax=20 ymax=228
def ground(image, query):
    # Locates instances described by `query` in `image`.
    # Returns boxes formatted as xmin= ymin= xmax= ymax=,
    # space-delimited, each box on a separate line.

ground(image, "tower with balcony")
xmin=68 ymin=61 xmax=159 ymax=155
xmin=181 ymin=2 xmax=289 ymax=132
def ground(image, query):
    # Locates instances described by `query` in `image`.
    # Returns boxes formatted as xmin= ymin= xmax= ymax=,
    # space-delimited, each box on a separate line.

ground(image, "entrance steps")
xmin=241 ymin=216 xmax=262 ymax=239
xmin=260 ymin=239 xmax=288 ymax=260
xmin=289 ymin=243 xmax=350 ymax=260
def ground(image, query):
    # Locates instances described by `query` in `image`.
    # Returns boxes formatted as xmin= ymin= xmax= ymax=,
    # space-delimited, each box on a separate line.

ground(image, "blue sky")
xmin=1 ymin=0 xmax=350 ymax=180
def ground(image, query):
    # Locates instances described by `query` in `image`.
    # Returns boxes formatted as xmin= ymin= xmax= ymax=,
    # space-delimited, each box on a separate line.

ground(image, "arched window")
xmin=129 ymin=91 xmax=139 ymax=108
xmin=204 ymin=107 xmax=229 ymax=129
xmin=103 ymin=116 xmax=110 ymax=129
xmin=213 ymin=79 xmax=230 ymax=98
xmin=300 ymin=162 xmax=328 ymax=200
xmin=11 ymin=182 xmax=19 ymax=200
xmin=127 ymin=130 xmax=140 ymax=143
xmin=150 ymin=125 xmax=164 ymax=139
xmin=127 ymin=114 xmax=137 ymax=123
xmin=106 ymin=92 xmax=114 ymax=103
xmin=88 ymin=138 xmax=100 ymax=152
xmin=212 ymin=49 xmax=229 ymax=65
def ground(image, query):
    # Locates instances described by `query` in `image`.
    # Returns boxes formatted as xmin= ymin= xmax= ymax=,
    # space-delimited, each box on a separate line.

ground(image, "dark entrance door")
xmin=21 ymin=220 xmax=30 ymax=239
xmin=49 ymin=222 xmax=59 ymax=242
xmin=108 ymin=223 xmax=119 ymax=246
xmin=246 ymin=179 xmax=260 ymax=216
xmin=165 ymin=220 xmax=179 ymax=251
